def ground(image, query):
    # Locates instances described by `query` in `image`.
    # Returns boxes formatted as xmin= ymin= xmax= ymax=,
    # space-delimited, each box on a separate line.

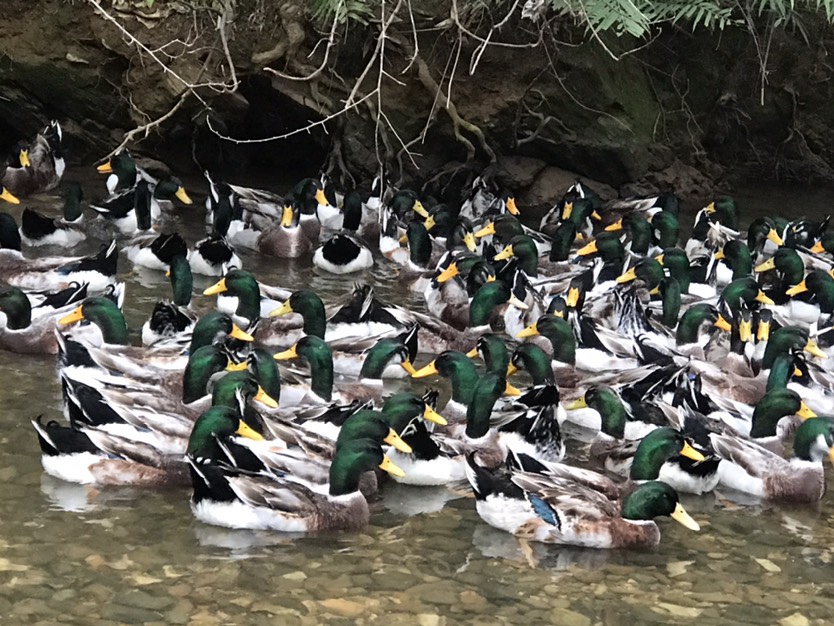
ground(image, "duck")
xmin=32 ymin=369 xmax=276 ymax=487
xmin=0 ymin=285 xmax=83 ymax=354
xmin=312 ymin=193 xmax=373 ymax=274
xmin=202 ymin=269 xmax=283 ymax=330
xmin=256 ymin=203 xmax=314 ymax=258
xmin=141 ymin=255 xmax=197 ymax=348
xmin=710 ymin=417 xmax=834 ymax=502
xmin=1 ymin=120 xmax=64 ymax=196
xmin=474 ymin=214 xmax=550 ymax=256
xmin=0 ymin=218 xmax=118 ymax=293
xmin=188 ymin=420 xmax=403 ymax=532
xmin=465 ymin=458 xmax=699 ymax=548
xmin=89 ymin=179 xmax=154 ymax=235
xmin=784 ymin=269 xmax=834 ymax=325
xmin=125 ymin=231 xmax=188 ymax=272
xmin=387 ymin=372 xmax=512 ymax=484
xmin=19 ymin=182 xmax=85 ymax=248
xmin=97 ymin=151 xmax=139 ymax=194
xmin=188 ymin=235 xmax=241 ymax=277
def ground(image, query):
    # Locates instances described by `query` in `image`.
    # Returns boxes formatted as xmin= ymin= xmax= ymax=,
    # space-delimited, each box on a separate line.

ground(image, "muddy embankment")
xmin=2 ymin=1 xmax=834 ymax=211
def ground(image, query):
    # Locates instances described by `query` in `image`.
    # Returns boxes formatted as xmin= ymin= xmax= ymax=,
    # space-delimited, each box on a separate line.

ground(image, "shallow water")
xmin=1 ymin=171 xmax=833 ymax=625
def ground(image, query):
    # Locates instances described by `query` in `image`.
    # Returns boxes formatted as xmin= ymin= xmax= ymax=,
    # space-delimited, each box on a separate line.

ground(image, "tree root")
xmin=250 ymin=3 xmax=306 ymax=67
xmin=398 ymin=38 xmax=496 ymax=165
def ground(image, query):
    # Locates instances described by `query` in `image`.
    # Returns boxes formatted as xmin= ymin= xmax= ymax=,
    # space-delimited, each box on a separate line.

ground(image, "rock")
xmin=459 ymin=590 xmax=489 ymax=611
xmin=496 ymin=155 xmax=547 ymax=188
xmin=779 ymin=613 xmax=809 ymax=626
xmin=417 ymin=614 xmax=443 ymax=626
xmin=283 ymin=570 xmax=307 ymax=582
xmin=755 ymin=558 xmax=782 ymax=573
xmin=519 ymin=166 xmax=617 ymax=219
xmin=655 ymin=603 xmax=702 ymax=618
xmin=666 ymin=560 xmax=694 ymax=578
xmin=549 ymin=608 xmax=591 ymax=626
xmin=319 ymin=598 xmax=365 ymax=618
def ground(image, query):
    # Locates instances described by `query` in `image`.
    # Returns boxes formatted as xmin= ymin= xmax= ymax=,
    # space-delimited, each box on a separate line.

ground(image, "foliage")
xmin=309 ymin=0 xmax=834 ymax=37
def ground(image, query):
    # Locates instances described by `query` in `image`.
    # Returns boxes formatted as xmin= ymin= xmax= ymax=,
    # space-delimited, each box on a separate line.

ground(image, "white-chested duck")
xmin=20 ymin=182 xmax=85 ymax=248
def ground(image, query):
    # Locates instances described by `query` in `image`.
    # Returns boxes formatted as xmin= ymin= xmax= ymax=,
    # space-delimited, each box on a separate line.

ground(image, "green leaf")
xmin=145 ymin=0 xmax=155 ymax=7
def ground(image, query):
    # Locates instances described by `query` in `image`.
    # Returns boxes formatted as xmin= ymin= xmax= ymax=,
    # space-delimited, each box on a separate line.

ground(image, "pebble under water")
xmin=1 ymin=171 xmax=834 ymax=625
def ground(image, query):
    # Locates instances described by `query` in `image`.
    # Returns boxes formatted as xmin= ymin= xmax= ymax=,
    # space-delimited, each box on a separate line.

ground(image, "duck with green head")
xmin=203 ymin=269 xmax=274 ymax=329
xmin=410 ymin=350 xmax=484 ymax=422
xmin=715 ymin=240 xmax=753 ymax=282
xmin=20 ymin=182 xmax=86 ymax=248
xmin=761 ymin=326 xmax=827 ymax=370
xmin=0 ymin=286 xmax=86 ymax=354
xmin=747 ymin=216 xmax=784 ymax=261
xmin=655 ymin=248 xmax=716 ymax=299
xmin=785 ymin=269 xmax=834 ymax=323
xmin=475 ymin=214 xmax=550 ymax=256
xmin=605 ymin=213 xmax=652 ymax=256
xmin=393 ymin=372 xmax=510 ymax=485
xmin=466 ymin=458 xmax=700 ymax=548
xmin=141 ymin=255 xmax=197 ymax=348
xmin=710 ymin=416 xmax=834 ymax=502
xmin=576 ymin=232 xmax=626 ymax=283
xmin=59 ymin=296 xmax=129 ymax=346
xmin=190 ymin=434 xmax=405 ymax=532
xmin=754 ymin=247 xmax=806 ymax=306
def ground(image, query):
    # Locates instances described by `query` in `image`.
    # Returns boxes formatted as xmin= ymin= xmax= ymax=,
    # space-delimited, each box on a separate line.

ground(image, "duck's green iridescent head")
xmin=621 ymin=481 xmax=699 ymax=530
xmin=273 ymin=335 xmax=334 ymax=401
xmin=190 ymin=311 xmax=253 ymax=353
xmin=360 ymin=337 xmax=416 ymax=380
xmin=183 ymin=344 xmax=232 ymax=404
xmin=576 ymin=232 xmax=624 ymax=263
xmin=203 ymin=269 xmax=262 ymax=324
xmin=630 ymin=427 xmax=706 ymax=481
xmin=755 ymin=248 xmax=804 ymax=285
xmin=411 ymin=351 xmax=480 ymax=405
xmin=62 ymin=182 xmax=84 ymax=221
xmin=336 ymin=410 xmax=412 ymax=454
xmin=792 ymin=417 xmax=834 ymax=463
xmin=567 ymin=386 xmax=627 ymax=439
xmin=750 ymin=388 xmax=816 ymax=439
xmin=762 ymin=326 xmax=826 ymax=370
xmin=329 ymin=439 xmax=404 ymax=496
xmin=381 ymin=391 xmax=447 ymax=431
xmin=493 ymin=235 xmax=539 ymax=276
xmin=58 ymin=296 xmax=129 ymax=345
xmin=720 ymin=277 xmax=774 ymax=314
xmin=0 ymin=286 xmax=32 ymax=330
xmin=469 ymin=279 xmax=527 ymax=328
xmin=465 ymin=372 xmax=506 ymax=439
xmin=508 ymin=343 xmax=554 ymax=385
xmin=517 ymin=314 xmax=575 ymax=365
xmin=616 ymin=257 xmax=664 ymax=289
xmin=187 ymin=406 xmax=263 ymax=460
xmin=269 ymin=290 xmax=326 ymax=338
xmin=468 ymin=334 xmax=510 ymax=376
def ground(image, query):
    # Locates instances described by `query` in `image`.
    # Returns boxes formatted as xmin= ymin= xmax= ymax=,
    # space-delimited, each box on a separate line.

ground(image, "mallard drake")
xmin=141 ymin=255 xmax=197 ymax=348
xmin=97 ymin=151 xmax=139 ymax=194
xmin=19 ymin=182 xmax=85 ymax=248
xmin=387 ymin=372 xmax=511 ymax=484
xmin=1 ymin=120 xmax=64 ymax=196
xmin=783 ymin=269 xmax=834 ymax=325
xmin=90 ymin=179 xmax=154 ymax=235
xmin=0 ymin=223 xmax=118 ymax=293
xmin=388 ymin=189 xmax=429 ymax=222
xmin=656 ymin=248 xmax=717 ymax=299
xmin=256 ymin=203 xmax=313 ymax=259
xmin=410 ymin=350 xmax=482 ymax=421
xmin=32 ymin=374 xmax=273 ymax=487
xmin=474 ymin=214 xmax=549 ymax=256
xmin=203 ymin=269 xmax=283 ymax=329
xmin=272 ymin=335 xmax=382 ymax=406
xmin=710 ymin=417 xmax=834 ymax=502
xmin=188 ymin=425 xmax=403 ymax=532
xmin=125 ymin=231 xmax=188 ymax=272
xmin=188 ymin=235 xmax=241 ymax=277
xmin=0 ymin=286 xmax=83 ymax=354
xmin=312 ymin=194 xmax=373 ymax=274
xmin=465 ymin=459 xmax=699 ymax=548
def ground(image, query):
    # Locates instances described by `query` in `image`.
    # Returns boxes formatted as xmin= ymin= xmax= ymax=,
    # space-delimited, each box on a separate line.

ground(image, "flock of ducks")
xmin=3 ymin=121 xmax=834 ymax=550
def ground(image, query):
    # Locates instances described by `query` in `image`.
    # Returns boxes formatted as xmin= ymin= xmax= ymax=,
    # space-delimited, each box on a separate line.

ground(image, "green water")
xmin=1 ymin=172 xmax=833 ymax=625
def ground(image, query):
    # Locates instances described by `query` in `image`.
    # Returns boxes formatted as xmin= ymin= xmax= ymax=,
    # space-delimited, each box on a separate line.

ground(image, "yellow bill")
xmin=436 ymin=263 xmax=459 ymax=283
xmin=225 ymin=360 xmax=249 ymax=372
xmin=315 ymin=188 xmax=329 ymax=206
xmin=810 ymin=240 xmax=826 ymax=254
xmin=577 ymin=240 xmax=598 ymax=256
xmin=59 ymin=306 xmax=85 ymax=325
xmin=422 ymin=405 xmax=447 ymax=426
xmin=738 ymin=319 xmax=753 ymax=343
xmin=400 ymin=359 xmax=418 ymax=376
xmin=561 ymin=202 xmax=573 ymax=221
xmin=203 ymin=278 xmax=227 ymax=296
xmin=714 ymin=314 xmax=732 ymax=332
xmin=0 ymin=187 xmax=20 ymax=204
xmin=463 ymin=232 xmax=477 ymax=253
xmin=494 ymin=245 xmax=514 ymax=262
xmin=96 ymin=161 xmax=113 ymax=173
xmin=236 ymin=420 xmax=265 ymax=441
xmin=411 ymin=360 xmax=439 ymax=378
xmin=566 ymin=287 xmax=580 ymax=308
xmin=475 ymin=222 xmax=496 ymax=238
xmin=786 ymin=281 xmax=808 ymax=297
xmin=379 ymin=454 xmax=406 ymax=477
xmin=755 ymin=258 xmax=776 ymax=272
xmin=384 ymin=428 xmax=413 ymax=454
xmin=466 ymin=347 xmax=480 ymax=359
xmin=616 ymin=267 xmax=638 ymax=284
xmin=506 ymin=362 xmax=518 ymax=377
xmin=757 ymin=321 xmax=770 ymax=341
xmin=767 ymin=228 xmax=784 ymax=246
xmin=796 ymin=401 xmax=817 ymax=420
xmin=281 ymin=205 xmax=294 ymax=227
xmin=230 ymin=324 xmax=254 ymax=342
xmin=506 ymin=197 xmax=519 ymax=215
xmin=655 ymin=254 xmax=664 ymax=265
xmin=19 ymin=149 xmax=30 ymax=168
xmin=175 ymin=186 xmax=193 ymax=205
xmin=680 ymin=441 xmax=706 ymax=462
xmin=504 ymin=381 xmax=522 ymax=396
xmin=605 ymin=219 xmax=623 ymax=232
xmin=670 ymin=502 xmax=700 ymax=531
xmin=424 ymin=215 xmax=436 ymax=231
xmin=270 ymin=300 xmax=293 ymax=317
xmin=273 ymin=345 xmax=299 ymax=361
xmin=755 ymin=290 xmax=775 ymax=305
xmin=804 ymin=338 xmax=827 ymax=359
xmin=412 ymin=200 xmax=429 ymax=219
xmin=516 ymin=323 xmax=539 ymax=339
xmin=565 ymin=397 xmax=588 ymax=410
xmin=254 ymin=387 xmax=279 ymax=409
